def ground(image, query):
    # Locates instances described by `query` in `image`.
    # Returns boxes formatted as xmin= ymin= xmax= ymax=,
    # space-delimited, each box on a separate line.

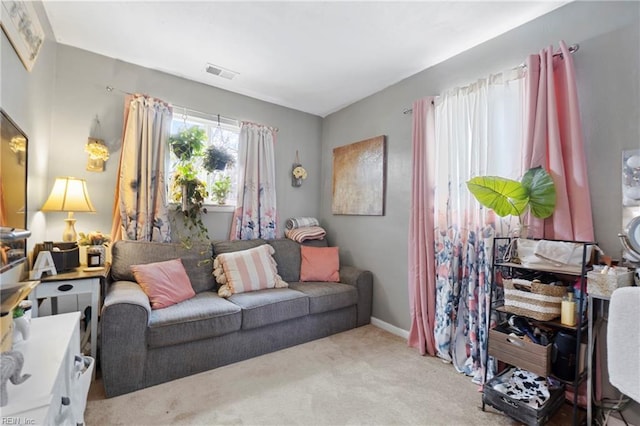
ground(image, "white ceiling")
xmin=42 ymin=1 xmax=567 ymax=117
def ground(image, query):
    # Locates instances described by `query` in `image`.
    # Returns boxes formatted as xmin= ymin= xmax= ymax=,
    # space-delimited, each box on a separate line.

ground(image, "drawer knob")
xmin=57 ymin=284 xmax=74 ymax=292
xmin=61 ymin=396 xmax=70 ymax=406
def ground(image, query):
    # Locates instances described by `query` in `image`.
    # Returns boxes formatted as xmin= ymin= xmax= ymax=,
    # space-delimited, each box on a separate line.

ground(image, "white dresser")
xmin=1 ymin=312 xmax=92 ymax=425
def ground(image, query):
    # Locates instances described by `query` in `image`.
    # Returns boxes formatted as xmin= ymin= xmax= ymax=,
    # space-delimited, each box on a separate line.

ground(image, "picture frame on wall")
xmin=332 ymin=135 xmax=386 ymax=216
xmin=1 ymin=1 xmax=44 ymax=72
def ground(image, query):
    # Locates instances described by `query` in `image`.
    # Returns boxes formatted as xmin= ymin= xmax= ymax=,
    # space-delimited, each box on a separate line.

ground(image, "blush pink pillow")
xmin=131 ymin=258 xmax=196 ymax=309
xmin=300 ymin=246 xmax=340 ymax=282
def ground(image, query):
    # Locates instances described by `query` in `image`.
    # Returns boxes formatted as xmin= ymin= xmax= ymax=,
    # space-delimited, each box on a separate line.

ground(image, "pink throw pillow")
xmin=300 ymin=246 xmax=340 ymax=282
xmin=131 ymin=258 xmax=196 ymax=309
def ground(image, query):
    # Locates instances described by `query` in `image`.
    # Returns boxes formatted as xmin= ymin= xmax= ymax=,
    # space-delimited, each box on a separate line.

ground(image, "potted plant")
xmin=78 ymin=231 xmax=111 ymax=266
xmin=466 ymin=166 xmax=556 ymax=237
xmin=204 ymin=145 xmax=235 ymax=172
xmin=170 ymin=164 xmax=209 ymax=244
xmin=169 ymin=126 xmax=206 ymax=161
xmin=211 ymin=175 xmax=232 ymax=205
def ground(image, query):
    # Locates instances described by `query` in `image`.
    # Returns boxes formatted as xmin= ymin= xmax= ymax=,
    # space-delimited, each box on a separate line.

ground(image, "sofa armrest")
xmin=339 ymin=265 xmax=373 ymax=327
xmin=100 ymin=281 xmax=150 ymax=397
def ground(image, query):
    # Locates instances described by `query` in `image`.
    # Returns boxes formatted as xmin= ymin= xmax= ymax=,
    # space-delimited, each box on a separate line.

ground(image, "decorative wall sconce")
xmin=291 ymin=150 xmax=307 ymax=187
xmin=85 ymin=115 xmax=109 ymax=172
xmin=9 ymin=135 xmax=26 ymax=165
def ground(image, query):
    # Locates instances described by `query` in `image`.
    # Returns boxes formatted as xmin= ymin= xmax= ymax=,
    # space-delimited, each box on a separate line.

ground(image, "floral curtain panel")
xmin=431 ymin=71 xmax=524 ymax=383
xmin=111 ymin=94 xmax=172 ymax=242
xmin=230 ymin=122 xmax=278 ymax=240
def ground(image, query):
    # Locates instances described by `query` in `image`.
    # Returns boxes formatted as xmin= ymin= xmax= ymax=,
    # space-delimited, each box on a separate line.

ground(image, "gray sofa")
xmin=100 ymin=238 xmax=373 ymax=397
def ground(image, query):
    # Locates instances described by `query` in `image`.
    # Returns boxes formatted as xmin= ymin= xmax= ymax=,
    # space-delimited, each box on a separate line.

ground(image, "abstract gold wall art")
xmin=332 ymin=135 xmax=386 ymax=216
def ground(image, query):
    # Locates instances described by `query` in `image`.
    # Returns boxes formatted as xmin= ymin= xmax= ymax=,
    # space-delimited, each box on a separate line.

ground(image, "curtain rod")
xmin=105 ymin=85 xmax=239 ymax=125
xmin=402 ymin=43 xmax=579 ymax=115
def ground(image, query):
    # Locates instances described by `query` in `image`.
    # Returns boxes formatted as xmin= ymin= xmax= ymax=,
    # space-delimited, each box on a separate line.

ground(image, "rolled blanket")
xmin=286 ymin=217 xmax=320 ymax=230
xmin=285 ymin=226 xmax=326 ymax=243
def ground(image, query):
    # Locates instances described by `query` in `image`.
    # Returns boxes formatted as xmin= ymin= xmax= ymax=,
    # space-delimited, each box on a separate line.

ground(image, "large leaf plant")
xmin=466 ymin=166 xmax=557 ymax=225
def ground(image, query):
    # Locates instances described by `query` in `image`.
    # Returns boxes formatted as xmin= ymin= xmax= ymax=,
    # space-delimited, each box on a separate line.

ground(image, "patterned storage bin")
xmin=587 ymin=270 xmax=634 ymax=298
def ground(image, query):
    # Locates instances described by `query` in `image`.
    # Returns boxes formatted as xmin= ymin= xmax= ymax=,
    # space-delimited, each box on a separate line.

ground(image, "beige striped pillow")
xmin=214 ymin=244 xmax=288 ymax=297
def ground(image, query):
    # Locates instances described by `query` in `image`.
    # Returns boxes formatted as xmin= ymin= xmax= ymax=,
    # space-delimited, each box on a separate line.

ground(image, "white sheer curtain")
xmin=230 ymin=122 xmax=278 ymax=240
xmin=431 ymin=70 xmax=525 ymax=383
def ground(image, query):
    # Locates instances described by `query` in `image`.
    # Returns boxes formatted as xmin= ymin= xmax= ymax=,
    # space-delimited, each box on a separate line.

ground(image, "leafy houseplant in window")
xmin=466 ymin=166 xmax=556 ymax=238
xmin=211 ymin=175 xmax=232 ymax=205
xmin=169 ymin=126 xmax=209 ymax=245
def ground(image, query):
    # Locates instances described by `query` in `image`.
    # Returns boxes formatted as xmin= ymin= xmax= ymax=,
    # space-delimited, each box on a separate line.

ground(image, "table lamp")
xmin=41 ymin=177 xmax=96 ymax=242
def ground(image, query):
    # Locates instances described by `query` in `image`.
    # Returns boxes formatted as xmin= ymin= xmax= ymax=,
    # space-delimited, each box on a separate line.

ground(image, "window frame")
xmin=167 ymin=112 xmax=240 ymax=211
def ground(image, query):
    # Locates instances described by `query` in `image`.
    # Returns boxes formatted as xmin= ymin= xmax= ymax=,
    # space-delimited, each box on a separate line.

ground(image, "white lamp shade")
xmin=42 ymin=177 xmax=96 ymax=213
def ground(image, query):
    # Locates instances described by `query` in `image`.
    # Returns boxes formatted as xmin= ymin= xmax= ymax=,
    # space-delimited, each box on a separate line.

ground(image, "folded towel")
xmin=608 ymin=287 xmax=640 ymax=403
xmin=286 ymin=217 xmax=320 ymax=230
xmin=285 ymin=226 xmax=326 ymax=243
xmin=534 ymin=240 xmax=579 ymax=266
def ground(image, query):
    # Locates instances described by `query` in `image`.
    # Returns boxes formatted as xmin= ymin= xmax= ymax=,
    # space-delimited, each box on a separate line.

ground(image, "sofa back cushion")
xmin=266 ymin=239 xmax=301 ymax=282
xmin=212 ymin=239 xmax=266 ymax=256
xmin=111 ymin=240 xmax=216 ymax=293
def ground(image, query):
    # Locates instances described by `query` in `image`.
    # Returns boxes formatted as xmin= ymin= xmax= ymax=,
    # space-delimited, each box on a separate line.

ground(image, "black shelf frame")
xmin=481 ymin=236 xmax=596 ymax=426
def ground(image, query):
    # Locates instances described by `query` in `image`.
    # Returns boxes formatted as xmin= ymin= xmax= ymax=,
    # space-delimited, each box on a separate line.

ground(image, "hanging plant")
xmin=169 ymin=126 xmax=207 ymax=161
xmin=168 ymin=126 xmax=210 ymax=246
xmin=204 ymin=145 xmax=235 ymax=173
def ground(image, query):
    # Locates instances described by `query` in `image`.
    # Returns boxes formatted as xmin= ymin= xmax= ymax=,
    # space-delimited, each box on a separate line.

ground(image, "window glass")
xmin=168 ymin=114 xmax=239 ymax=206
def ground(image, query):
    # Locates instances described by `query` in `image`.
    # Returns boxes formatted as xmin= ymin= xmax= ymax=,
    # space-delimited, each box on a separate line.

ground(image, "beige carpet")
xmin=85 ymin=325 xmax=527 ymax=425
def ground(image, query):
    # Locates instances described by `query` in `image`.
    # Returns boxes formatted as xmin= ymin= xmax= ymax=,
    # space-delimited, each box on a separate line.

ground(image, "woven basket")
xmin=503 ymin=279 xmax=568 ymax=321
xmin=587 ymin=271 xmax=634 ymax=298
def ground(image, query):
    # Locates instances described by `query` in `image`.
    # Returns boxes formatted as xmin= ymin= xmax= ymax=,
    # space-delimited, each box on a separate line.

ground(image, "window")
xmin=168 ymin=113 xmax=240 ymax=207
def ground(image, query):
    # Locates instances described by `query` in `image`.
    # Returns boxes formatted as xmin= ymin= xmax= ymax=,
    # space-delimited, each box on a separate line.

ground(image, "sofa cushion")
xmin=228 ymin=288 xmax=309 ymax=330
xmin=111 ymin=240 xmax=215 ymax=293
xmin=212 ymin=239 xmax=266 ymax=256
xmin=131 ymin=258 xmax=196 ymax=309
xmin=288 ymin=282 xmax=358 ymax=314
xmin=267 ymin=239 xmax=302 ymax=282
xmin=147 ymin=292 xmax=242 ymax=348
xmin=215 ymin=245 xmax=288 ymax=297
xmin=300 ymin=246 xmax=340 ymax=282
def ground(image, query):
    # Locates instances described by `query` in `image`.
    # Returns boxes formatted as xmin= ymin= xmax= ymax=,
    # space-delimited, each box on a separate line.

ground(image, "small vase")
xmin=13 ymin=315 xmax=30 ymax=343
xmin=87 ymin=245 xmax=105 ymax=267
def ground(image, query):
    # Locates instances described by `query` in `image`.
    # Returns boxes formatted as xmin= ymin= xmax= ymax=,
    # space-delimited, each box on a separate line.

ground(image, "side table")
xmin=28 ymin=265 xmax=109 ymax=358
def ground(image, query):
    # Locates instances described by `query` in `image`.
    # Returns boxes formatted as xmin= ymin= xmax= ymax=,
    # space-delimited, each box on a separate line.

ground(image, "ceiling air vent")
xmin=205 ymin=63 xmax=238 ymax=80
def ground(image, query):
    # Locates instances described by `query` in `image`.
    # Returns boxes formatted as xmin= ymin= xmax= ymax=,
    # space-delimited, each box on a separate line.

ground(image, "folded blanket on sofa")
xmin=285 ymin=226 xmax=326 ymax=243
xmin=286 ymin=217 xmax=320 ymax=230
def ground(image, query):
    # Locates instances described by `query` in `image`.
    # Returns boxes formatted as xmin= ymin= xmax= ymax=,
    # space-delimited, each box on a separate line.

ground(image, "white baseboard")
xmin=370 ymin=317 xmax=410 ymax=340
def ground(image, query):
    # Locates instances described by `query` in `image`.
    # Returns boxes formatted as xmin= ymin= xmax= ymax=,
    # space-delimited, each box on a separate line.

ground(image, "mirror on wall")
xmin=621 ymin=149 xmax=640 ymax=262
xmin=0 ymin=109 xmax=28 ymax=231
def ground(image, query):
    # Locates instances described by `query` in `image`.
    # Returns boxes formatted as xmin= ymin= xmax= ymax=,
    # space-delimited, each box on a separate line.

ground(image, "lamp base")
xmin=62 ymin=212 xmax=77 ymax=242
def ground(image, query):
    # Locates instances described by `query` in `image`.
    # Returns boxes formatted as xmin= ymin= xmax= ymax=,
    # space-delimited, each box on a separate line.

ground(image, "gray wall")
xmin=321 ymin=0 xmax=639 ymax=333
xmin=1 ymin=2 xmax=56 ymax=254
xmin=45 ymin=45 xmax=322 ymax=242
xmin=320 ymin=1 xmax=639 ymax=421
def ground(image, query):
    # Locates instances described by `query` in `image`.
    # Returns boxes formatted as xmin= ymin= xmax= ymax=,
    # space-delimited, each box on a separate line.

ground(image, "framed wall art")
xmin=1 ymin=1 xmax=44 ymax=72
xmin=332 ymin=135 xmax=386 ymax=216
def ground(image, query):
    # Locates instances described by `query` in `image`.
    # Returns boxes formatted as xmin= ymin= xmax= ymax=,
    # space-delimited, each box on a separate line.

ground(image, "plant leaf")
xmin=521 ymin=166 xmax=556 ymax=219
xmin=466 ymin=176 xmax=528 ymax=217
